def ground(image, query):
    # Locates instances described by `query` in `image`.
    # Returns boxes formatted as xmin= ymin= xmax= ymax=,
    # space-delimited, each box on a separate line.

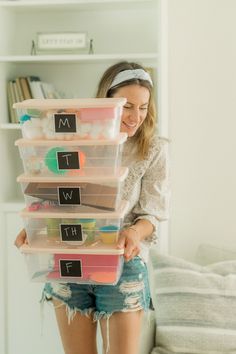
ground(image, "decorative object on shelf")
xmin=36 ymin=32 xmax=88 ymax=53
xmin=31 ymin=40 xmax=36 ymax=56
xmin=89 ymin=39 xmax=94 ymax=54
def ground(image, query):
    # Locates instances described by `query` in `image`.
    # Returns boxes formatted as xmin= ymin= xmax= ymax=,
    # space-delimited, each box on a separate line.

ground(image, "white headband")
xmin=109 ymin=69 xmax=153 ymax=89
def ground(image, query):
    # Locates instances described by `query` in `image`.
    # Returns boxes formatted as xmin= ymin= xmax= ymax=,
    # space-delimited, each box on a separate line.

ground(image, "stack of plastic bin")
xmin=14 ymin=98 xmax=128 ymax=285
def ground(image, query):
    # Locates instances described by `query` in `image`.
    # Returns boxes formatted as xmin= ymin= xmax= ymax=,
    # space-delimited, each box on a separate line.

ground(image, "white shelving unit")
xmin=0 ymin=0 xmax=162 ymax=205
xmin=0 ymin=1 xmax=168 ymax=354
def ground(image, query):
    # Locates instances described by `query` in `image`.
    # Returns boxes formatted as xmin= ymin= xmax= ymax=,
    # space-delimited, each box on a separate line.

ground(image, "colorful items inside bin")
xmin=22 ymin=245 xmax=124 ymax=285
xmin=22 ymin=180 xmax=120 ymax=212
xmin=48 ymin=253 xmax=121 ymax=284
xmin=13 ymin=98 xmax=126 ymax=140
xmin=15 ymin=135 xmax=127 ymax=177
xmin=21 ymin=205 xmax=128 ymax=248
xmin=99 ymin=225 xmax=119 ymax=244
xmin=44 ymin=147 xmax=86 ymax=175
xmin=17 ymin=168 xmax=127 ymax=213
xmin=45 ymin=218 xmax=96 ymax=245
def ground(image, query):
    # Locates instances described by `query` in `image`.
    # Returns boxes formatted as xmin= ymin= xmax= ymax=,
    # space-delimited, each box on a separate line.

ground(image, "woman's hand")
xmin=117 ymin=227 xmax=141 ymax=262
xmin=14 ymin=229 xmax=28 ymax=248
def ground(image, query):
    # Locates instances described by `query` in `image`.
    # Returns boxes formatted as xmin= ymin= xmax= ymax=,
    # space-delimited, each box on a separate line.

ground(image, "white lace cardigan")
xmin=121 ymin=134 xmax=170 ymax=262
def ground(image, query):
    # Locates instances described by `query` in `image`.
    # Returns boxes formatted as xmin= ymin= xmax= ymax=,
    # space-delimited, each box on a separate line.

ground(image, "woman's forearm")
xmin=128 ymin=219 xmax=154 ymax=242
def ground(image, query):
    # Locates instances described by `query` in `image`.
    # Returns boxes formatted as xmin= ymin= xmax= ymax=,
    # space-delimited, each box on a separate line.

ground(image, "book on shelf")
xmin=15 ymin=78 xmax=24 ymax=102
xmin=7 ymin=75 xmax=62 ymax=123
xmin=26 ymin=76 xmax=62 ymax=99
xmin=13 ymin=81 xmax=21 ymax=104
xmin=27 ymin=76 xmax=44 ymax=99
xmin=20 ymin=77 xmax=32 ymax=100
xmin=7 ymin=81 xmax=17 ymax=124
xmin=41 ymin=82 xmax=61 ymax=99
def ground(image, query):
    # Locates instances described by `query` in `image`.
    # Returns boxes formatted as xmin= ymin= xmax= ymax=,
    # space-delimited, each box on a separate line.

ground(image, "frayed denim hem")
xmin=40 ymin=291 xmax=95 ymax=325
xmin=40 ymin=292 xmax=112 ymax=353
xmin=40 ymin=291 xmax=150 ymax=354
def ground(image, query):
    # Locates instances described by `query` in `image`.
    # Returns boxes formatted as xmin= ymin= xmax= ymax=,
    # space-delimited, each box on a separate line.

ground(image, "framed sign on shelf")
xmin=36 ymin=32 xmax=88 ymax=53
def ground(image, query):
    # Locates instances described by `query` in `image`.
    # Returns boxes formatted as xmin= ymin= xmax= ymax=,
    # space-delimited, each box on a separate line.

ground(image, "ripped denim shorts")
xmin=41 ymin=256 xmax=151 ymax=322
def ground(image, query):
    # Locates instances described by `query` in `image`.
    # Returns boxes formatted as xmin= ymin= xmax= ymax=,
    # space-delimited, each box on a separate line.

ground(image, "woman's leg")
xmin=100 ymin=310 xmax=144 ymax=354
xmin=53 ymin=298 xmax=98 ymax=354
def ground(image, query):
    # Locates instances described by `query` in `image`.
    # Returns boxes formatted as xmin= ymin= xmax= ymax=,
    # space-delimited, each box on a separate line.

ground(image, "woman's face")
xmin=113 ymin=84 xmax=150 ymax=137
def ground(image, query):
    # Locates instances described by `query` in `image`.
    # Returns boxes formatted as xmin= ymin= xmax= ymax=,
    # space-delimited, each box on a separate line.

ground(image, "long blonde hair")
xmin=96 ymin=61 xmax=156 ymax=160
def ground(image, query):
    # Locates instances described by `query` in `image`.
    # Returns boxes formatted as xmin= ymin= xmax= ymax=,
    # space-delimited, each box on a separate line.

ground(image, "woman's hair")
xmin=96 ymin=61 xmax=156 ymax=160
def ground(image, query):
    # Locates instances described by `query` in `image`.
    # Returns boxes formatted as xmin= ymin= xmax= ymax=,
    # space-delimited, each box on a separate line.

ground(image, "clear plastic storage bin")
xmin=13 ymin=98 xmax=126 ymax=140
xmin=21 ymin=244 xmax=124 ymax=285
xmin=20 ymin=201 xmax=129 ymax=247
xmin=15 ymin=133 xmax=127 ymax=177
xmin=17 ymin=168 xmax=128 ymax=213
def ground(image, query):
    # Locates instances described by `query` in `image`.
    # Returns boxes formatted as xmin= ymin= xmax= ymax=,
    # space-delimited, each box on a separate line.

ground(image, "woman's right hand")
xmin=14 ymin=229 xmax=28 ymax=248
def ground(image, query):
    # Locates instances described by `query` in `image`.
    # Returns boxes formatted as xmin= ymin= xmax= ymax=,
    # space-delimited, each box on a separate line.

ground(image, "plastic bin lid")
xmin=16 ymin=167 xmax=128 ymax=183
xmin=13 ymin=98 xmax=127 ymax=109
xmin=15 ymin=132 xmax=128 ymax=147
xmin=19 ymin=200 xmax=129 ymax=219
xmin=20 ymin=243 xmax=124 ymax=255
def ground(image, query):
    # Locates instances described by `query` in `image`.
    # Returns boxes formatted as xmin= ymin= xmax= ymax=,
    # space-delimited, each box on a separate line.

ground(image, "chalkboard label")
xmin=59 ymin=259 xmax=82 ymax=278
xmin=60 ymin=224 xmax=83 ymax=242
xmin=58 ymin=187 xmax=81 ymax=205
xmin=54 ymin=113 xmax=77 ymax=133
xmin=57 ymin=151 xmax=80 ymax=170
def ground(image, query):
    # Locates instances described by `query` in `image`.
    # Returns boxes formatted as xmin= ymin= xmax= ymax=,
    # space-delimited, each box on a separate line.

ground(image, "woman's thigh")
xmin=100 ymin=310 xmax=144 ymax=354
xmin=95 ymin=256 xmax=150 ymax=354
xmin=53 ymin=298 xmax=98 ymax=354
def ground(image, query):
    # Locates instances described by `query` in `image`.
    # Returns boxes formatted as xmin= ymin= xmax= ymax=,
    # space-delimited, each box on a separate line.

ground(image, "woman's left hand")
xmin=117 ymin=228 xmax=141 ymax=262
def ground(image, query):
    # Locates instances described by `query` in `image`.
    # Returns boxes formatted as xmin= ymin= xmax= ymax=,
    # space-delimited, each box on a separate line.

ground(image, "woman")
xmin=15 ymin=61 xmax=170 ymax=354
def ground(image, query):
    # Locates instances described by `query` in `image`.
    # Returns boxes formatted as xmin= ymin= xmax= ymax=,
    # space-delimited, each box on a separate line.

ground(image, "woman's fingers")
xmin=117 ymin=229 xmax=141 ymax=261
xmin=14 ymin=229 xmax=27 ymax=248
xmin=117 ymin=233 xmax=126 ymax=249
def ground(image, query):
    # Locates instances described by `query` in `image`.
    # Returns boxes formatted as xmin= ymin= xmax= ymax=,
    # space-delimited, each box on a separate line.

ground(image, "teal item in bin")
xmin=19 ymin=114 xmax=31 ymax=124
xmin=45 ymin=147 xmax=66 ymax=175
xmin=99 ymin=225 xmax=119 ymax=232
xmin=78 ymin=218 xmax=96 ymax=224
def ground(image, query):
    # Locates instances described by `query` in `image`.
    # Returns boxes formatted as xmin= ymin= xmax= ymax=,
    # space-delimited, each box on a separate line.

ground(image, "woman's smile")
xmin=113 ymin=84 xmax=150 ymax=137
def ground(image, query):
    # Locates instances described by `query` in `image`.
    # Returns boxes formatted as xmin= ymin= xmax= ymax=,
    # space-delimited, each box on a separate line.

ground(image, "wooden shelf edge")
xmin=0 ymin=124 xmax=21 ymax=130
xmin=0 ymin=0 xmax=155 ymax=8
xmin=0 ymin=53 xmax=158 ymax=63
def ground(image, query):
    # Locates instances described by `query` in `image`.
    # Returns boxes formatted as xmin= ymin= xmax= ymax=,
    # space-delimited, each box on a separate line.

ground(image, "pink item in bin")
xmin=79 ymin=107 xmax=116 ymax=121
xmin=90 ymin=272 xmax=117 ymax=284
xmin=20 ymin=244 xmax=124 ymax=285
xmin=13 ymin=98 xmax=126 ymax=141
xmin=48 ymin=253 xmax=120 ymax=282
xmin=27 ymin=200 xmax=56 ymax=211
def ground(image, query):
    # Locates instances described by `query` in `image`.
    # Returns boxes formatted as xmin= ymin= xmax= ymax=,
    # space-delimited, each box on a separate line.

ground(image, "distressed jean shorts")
xmin=41 ymin=256 xmax=151 ymax=322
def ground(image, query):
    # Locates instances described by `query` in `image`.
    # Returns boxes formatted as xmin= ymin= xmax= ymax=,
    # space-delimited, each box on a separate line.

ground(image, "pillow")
xmin=149 ymin=248 xmax=236 ymax=354
xmin=195 ymin=243 xmax=236 ymax=265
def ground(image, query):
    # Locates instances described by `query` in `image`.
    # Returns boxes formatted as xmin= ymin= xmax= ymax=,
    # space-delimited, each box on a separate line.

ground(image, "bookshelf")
xmin=0 ymin=0 xmax=167 ymax=207
xmin=0 ymin=2 xmax=169 ymax=354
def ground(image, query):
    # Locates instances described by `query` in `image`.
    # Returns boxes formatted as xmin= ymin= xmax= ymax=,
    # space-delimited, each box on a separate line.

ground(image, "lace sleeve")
xmin=132 ymin=138 xmax=170 ymax=242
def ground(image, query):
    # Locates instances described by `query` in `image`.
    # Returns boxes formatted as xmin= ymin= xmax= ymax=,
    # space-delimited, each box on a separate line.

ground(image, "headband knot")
xmin=109 ymin=69 xmax=153 ymax=89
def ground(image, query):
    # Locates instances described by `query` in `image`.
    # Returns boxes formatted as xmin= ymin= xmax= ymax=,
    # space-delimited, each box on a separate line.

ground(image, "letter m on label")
xmin=54 ymin=113 xmax=77 ymax=133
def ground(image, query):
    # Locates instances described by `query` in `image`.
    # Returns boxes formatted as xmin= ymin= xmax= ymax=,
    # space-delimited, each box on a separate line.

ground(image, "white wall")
xmin=168 ymin=0 xmax=236 ymax=260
